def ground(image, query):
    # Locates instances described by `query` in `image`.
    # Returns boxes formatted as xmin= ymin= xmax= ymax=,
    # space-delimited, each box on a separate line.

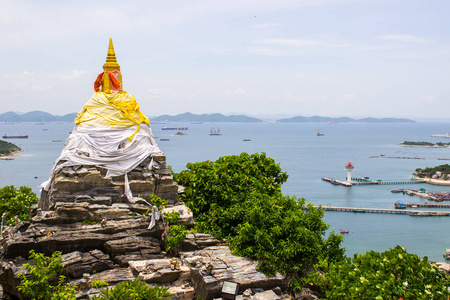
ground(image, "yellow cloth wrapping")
xmin=75 ymin=92 xmax=149 ymax=141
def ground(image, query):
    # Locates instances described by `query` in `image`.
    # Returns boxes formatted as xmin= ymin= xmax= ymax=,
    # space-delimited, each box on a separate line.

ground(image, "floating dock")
xmin=322 ymin=177 xmax=426 ymax=186
xmin=315 ymin=205 xmax=450 ymax=215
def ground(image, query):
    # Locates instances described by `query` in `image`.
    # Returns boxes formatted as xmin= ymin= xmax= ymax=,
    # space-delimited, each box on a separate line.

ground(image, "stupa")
xmin=0 ymin=40 xmax=288 ymax=300
xmin=39 ymin=38 xmax=178 ymax=211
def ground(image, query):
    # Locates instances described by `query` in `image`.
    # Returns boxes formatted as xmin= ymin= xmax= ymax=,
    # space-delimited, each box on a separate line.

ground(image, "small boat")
xmin=394 ymin=200 xmax=407 ymax=209
xmin=52 ymin=140 xmax=62 ymax=142
xmin=209 ymin=127 xmax=222 ymax=136
xmin=391 ymin=189 xmax=404 ymax=193
xmin=411 ymin=205 xmax=418 ymax=208
xmin=243 ymin=139 xmax=251 ymax=142
xmin=316 ymin=129 xmax=324 ymax=136
xmin=443 ymin=249 xmax=450 ymax=259
xmin=162 ymin=126 xmax=188 ymax=130
xmin=340 ymin=229 xmax=349 ymax=234
xmin=409 ymin=212 xmax=433 ymax=216
xmin=330 ymin=180 xmax=340 ymax=185
xmin=160 ymin=138 xmax=170 ymax=141
xmin=353 ymin=209 xmax=366 ymax=213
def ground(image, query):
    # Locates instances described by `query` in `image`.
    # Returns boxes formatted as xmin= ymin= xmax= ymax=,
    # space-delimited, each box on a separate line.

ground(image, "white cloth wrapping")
xmin=148 ymin=206 xmax=161 ymax=230
xmin=41 ymin=123 xmax=162 ymax=190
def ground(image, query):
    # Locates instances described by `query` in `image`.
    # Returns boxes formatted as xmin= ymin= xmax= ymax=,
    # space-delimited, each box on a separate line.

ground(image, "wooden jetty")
xmin=315 ymin=205 xmax=450 ymax=216
xmin=322 ymin=177 xmax=426 ymax=186
xmin=404 ymin=203 xmax=450 ymax=208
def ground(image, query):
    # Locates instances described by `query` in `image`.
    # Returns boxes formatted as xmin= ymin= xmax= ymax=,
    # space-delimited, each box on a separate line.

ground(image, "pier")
xmin=315 ymin=205 xmax=450 ymax=216
xmin=322 ymin=177 xmax=426 ymax=186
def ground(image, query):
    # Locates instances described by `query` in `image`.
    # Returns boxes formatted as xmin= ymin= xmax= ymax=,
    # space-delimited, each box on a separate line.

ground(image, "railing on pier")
xmin=322 ymin=177 xmax=425 ymax=186
xmin=315 ymin=205 xmax=450 ymax=215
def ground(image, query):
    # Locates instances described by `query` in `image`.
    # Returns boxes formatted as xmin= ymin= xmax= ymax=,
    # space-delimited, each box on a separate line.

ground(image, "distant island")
xmin=0 ymin=140 xmax=22 ymax=157
xmin=151 ymin=112 xmax=261 ymax=123
xmin=400 ymin=141 xmax=450 ymax=148
xmin=0 ymin=111 xmax=416 ymax=123
xmin=277 ymin=116 xmax=415 ymax=123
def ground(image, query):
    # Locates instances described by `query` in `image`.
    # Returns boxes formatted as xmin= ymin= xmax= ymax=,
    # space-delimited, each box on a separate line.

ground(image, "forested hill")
xmin=151 ymin=112 xmax=262 ymax=122
xmin=0 ymin=140 xmax=21 ymax=156
xmin=277 ymin=116 xmax=415 ymax=123
xmin=0 ymin=111 xmax=415 ymax=123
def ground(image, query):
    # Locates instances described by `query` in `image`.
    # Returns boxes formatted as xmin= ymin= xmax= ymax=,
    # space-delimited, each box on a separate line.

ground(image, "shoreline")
xmin=399 ymin=144 xmax=450 ymax=148
xmin=0 ymin=149 xmax=24 ymax=160
xmin=425 ymin=178 xmax=450 ymax=186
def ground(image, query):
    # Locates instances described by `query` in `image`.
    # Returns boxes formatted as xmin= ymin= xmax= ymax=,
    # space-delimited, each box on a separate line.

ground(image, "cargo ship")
xmin=2 ymin=134 xmax=28 ymax=139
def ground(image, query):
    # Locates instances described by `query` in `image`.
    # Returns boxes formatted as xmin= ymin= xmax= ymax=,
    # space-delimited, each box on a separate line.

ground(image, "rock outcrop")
xmin=0 ymin=153 xmax=289 ymax=299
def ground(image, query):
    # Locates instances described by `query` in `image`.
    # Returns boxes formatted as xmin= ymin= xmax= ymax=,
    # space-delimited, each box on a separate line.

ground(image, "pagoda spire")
xmin=101 ymin=38 xmax=122 ymax=93
xmin=103 ymin=38 xmax=120 ymax=71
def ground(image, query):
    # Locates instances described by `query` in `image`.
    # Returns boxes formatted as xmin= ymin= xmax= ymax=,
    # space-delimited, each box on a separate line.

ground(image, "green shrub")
xmin=18 ymin=250 xmax=77 ymax=300
xmin=0 ymin=185 xmax=38 ymax=226
xmin=91 ymin=278 xmax=171 ymax=300
xmin=311 ymin=246 xmax=450 ymax=299
xmin=91 ymin=279 xmax=109 ymax=288
xmin=164 ymin=211 xmax=181 ymax=225
xmin=165 ymin=224 xmax=187 ymax=253
xmin=174 ymin=152 xmax=344 ymax=288
xmin=149 ymin=194 xmax=168 ymax=211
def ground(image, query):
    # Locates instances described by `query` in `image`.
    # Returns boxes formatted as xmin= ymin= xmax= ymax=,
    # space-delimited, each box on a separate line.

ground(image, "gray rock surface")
xmin=0 ymin=153 xmax=290 ymax=299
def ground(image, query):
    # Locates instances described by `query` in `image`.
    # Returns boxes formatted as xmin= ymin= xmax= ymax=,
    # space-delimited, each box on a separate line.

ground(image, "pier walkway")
xmin=315 ymin=205 xmax=450 ymax=216
xmin=322 ymin=177 xmax=426 ymax=186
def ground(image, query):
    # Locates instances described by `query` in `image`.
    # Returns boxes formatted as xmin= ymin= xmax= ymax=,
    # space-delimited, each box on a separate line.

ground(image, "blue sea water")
xmin=1 ymin=121 xmax=450 ymax=261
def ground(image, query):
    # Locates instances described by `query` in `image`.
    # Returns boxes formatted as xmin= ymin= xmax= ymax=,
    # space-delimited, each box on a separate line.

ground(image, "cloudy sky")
xmin=1 ymin=0 xmax=450 ymax=120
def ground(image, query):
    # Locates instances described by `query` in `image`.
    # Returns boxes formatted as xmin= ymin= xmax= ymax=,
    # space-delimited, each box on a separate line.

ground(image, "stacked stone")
xmin=0 ymin=39 xmax=291 ymax=299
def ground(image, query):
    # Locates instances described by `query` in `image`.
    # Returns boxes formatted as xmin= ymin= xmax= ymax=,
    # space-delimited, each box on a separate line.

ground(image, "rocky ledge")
xmin=0 ymin=154 xmax=298 ymax=299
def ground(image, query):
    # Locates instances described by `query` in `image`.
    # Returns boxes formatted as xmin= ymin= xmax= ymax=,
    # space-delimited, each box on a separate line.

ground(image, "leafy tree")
xmin=0 ymin=185 xmax=38 ymax=226
xmin=174 ymin=152 xmax=344 ymax=289
xmin=18 ymin=250 xmax=77 ymax=300
xmin=308 ymin=246 xmax=450 ymax=299
xmin=0 ymin=140 xmax=21 ymax=156
xmin=416 ymin=164 xmax=450 ymax=178
xmin=174 ymin=152 xmax=289 ymax=239
xmin=91 ymin=278 xmax=171 ymax=300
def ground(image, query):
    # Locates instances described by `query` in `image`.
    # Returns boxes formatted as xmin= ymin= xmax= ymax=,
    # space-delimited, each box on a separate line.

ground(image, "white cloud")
xmin=225 ymin=88 xmax=246 ymax=95
xmin=61 ymin=70 xmax=89 ymax=80
xmin=378 ymin=34 xmax=429 ymax=43
xmin=32 ymin=85 xmax=51 ymax=92
xmin=256 ymin=39 xmax=319 ymax=46
xmin=252 ymin=23 xmax=284 ymax=29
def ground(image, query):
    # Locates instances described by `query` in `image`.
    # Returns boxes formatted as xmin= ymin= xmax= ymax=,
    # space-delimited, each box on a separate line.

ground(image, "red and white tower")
xmin=344 ymin=161 xmax=354 ymax=183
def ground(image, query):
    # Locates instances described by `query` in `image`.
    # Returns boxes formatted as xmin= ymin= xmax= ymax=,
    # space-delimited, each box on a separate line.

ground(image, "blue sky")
xmin=1 ymin=0 xmax=450 ymax=120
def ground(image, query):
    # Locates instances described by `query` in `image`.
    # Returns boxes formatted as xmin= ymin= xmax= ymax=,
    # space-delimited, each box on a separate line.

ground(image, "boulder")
xmin=181 ymin=246 xmax=287 ymax=299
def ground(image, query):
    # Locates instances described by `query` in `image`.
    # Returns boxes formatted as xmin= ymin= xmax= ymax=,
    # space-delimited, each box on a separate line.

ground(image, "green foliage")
xmin=18 ymin=250 xmax=77 ymax=300
xmin=91 ymin=278 xmax=171 ymax=300
xmin=174 ymin=152 xmax=344 ymax=288
xmin=82 ymin=218 xmax=98 ymax=225
xmin=402 ymin=141 xmax=434 ymax=146
xmin=164 ymin=211 xmax=181 ymax=225
xmin=416 ymin=164 xmax=450 ymax=177
xmin=165 ymin=224 xmax=188 ymax=253
xmin=91 ymin=279 xmax=109 ymax=288
xmin=174 ymin=152 xmax=289 ymax=239
xmin=0 ymin=185 xmax=38 ymax=226
xmin=313 ymin=246 xmax=450 ymax=299
xmin=149 ymin=194 xmax=168 ymax=211
xmin=402 ymin=141 xmax=450 ymax=147
xmin=0 ymin=140 xmax=21 ymax=155
xmin=229 ymin=193 xmax=344 ymax=281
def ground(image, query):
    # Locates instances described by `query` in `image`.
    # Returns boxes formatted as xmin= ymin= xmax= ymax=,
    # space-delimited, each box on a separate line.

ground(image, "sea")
xmin=1 ymin=121 xmax=450 ymax=262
